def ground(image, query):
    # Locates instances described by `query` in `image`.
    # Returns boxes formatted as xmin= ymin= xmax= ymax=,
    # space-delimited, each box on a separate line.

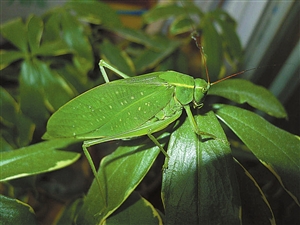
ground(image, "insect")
xmin=43 ymin=27 xmax=252 ymax=175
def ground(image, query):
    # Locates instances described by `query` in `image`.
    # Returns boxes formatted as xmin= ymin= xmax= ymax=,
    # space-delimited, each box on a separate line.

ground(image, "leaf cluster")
xmin=0 ymin=1 xmax=299 ymax=224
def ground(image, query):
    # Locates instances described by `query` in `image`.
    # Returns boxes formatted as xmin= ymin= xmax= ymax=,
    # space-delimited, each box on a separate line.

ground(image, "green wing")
xmin=44 ymin=73 xmax=175 ymax=139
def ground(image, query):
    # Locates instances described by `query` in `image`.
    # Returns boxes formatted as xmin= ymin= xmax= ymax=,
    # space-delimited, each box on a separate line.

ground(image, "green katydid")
xmin=43 ymin=34 xmax=250 ymax=204
xmin=43 ymin=56 xmax=249 ymax=176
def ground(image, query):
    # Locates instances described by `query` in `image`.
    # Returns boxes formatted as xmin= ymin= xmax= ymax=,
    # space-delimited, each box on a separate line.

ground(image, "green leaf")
xmin=1 ymin=136 xmax=15 ymax=152
xmin=202 ymin=16 xmax=222 ymax=80
xmin=15 ymin=113 xmax=35 ymax=147
xmin=43 ymin=12 xmax=62 ymax=42
xmin=100 ymin=40 xmax=135 ymax=76
xmin=170 ymin=17 xmax=195 ymax=36
xmin=33 ymin=40 xmax=72 ymax=57
xmin=214 ymin=104 xmax=300 ymax=205
xmin=61 ymin=11 xmax=93 ymax=73
xmin=26 ymin=15 xmax=43 ymax=54
xmin=56 ymin=198 xmax=83 ymax=225
xmin=0 ymin=139 xmax=81 ymax=181
xmin=76 ymin=135 xmax=165 ymax=224
xmin=107 ymin=27 xmax=163 ymax=50
xmin=66 ymin=1 xmax=121 ymax=27
xmin=0 ymin=18 xmax=28 ymax=52
xmin=209 ymin=79 xmax=287 ymax=118
xmin=0 ymin=195 xmax=37 ymax=225
xmin=143 ymin=3 xmax=202 ymax=24
xmin=105 ymin=192 xmax=163 ymax=225
xmin=0 ymin=86 xmax=18 ymax=125
xmin=19 ymin=60 xmax=49 ymax=124
xmin=216 ymin=17 xmax=242 ymax=62
xmin=0 ymin=50 xmax=25 ymax=70
xmin=20 ymin=58 xmax=74 ymax=123
xmin=235 ymin=159 xmax=275 ymax=225
xmin=162 ymin=111 xmax=241 ymax=224
xmin=133 ymin=38 xmax=181 ymax=73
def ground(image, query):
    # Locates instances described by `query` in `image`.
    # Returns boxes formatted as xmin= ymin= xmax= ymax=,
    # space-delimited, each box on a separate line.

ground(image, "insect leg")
xmin=147 ymin=133 xmax=170 ymax=169
xmin=82 ymin=141 xmax=107 ymax=207
xmin=99 ymin=60 xmax=130 ymax=83
xmin=184 ymin=105 xmax=218 ymax=139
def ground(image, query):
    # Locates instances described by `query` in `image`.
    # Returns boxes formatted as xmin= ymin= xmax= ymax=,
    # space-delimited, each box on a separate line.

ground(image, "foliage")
xmin=0 ymin=1 xmax=299 ymax=224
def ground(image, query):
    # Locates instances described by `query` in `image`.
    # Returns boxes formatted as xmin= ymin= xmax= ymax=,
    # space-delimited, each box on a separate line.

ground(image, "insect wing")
xmin=45 ymin=74 xmax=174 ymax=139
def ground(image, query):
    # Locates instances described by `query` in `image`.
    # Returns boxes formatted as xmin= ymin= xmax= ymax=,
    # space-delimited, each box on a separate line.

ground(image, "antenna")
xmin=183 ymin=0 xmax=257 ymax=85
xmin=191 ymin=31 xmax=211 ymax=85
xmin=180 ymin=0 xmax=211 ymax=85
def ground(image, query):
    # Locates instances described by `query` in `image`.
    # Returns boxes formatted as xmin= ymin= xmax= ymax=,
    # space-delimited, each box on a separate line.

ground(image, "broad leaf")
xmin=56 ymin=198 xmax=83 ymax=225
xmin=100 ymin=40 xmax=135 ymax=76
xmin=0 ymin=18 xmax=27 ymax=52
xmin=214 ymin=104 xmax=300 ymax=205
xmin=0 ymin=139 xmax=81 ymax=181
xmin=0 ymin=86 xmax=18 ymax=125
xmin=133 ymin=38 xmax=181 ymax=73
xmin=0 ymin=50 xmax=25 ymax=70
xmin=143 ymin=3 xmax=203 ymax=24
xmin=61 ymin=11 xmax=93 ymax=74
xmin=234 ymin=159 xmax=275 ymax=225
xmin=0 ymin=195 xmax=37 ymax=224
xmin=26 ymin=15 xmax=43 ymax=54
xmin=107 ymin=27 xmax=164 ymax=50
xmin=162 ymin=111 xmax=240 ymax=224
xmin=202 ymin=16 xmax=222 ymax=80
xmin=77 ymin=135 xmax=166 ymax=224
xmin=209 ymin=79 xmax=287 ymax=118
xmin=66 ymin=1 xmax=121 ymax=27
xmin=105 ymin=192 xmax=163 ymax=224
xmin=170 ymin=17 xmax=195 ymax=35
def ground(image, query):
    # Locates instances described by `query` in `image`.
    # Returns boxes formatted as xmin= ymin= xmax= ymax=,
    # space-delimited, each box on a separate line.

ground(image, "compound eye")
xmin=201 ymin=87 xmax=207 ymax=93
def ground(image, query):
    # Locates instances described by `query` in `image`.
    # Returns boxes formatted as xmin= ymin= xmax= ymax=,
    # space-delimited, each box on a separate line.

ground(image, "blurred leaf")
xmin=170 ymin=17 xmax=195 ymax=35
xmin=43 ymin=12 xmax=62 ymax=42
xmin=216 ymin=18 xmax=242 ymax=63
xmin=56 ymin=198 xmax=83 ymax=225
xmin=0 ymin=195 xmax=37 ymax=225
xmin=107 ymin=26 xmax=163 ymax=50
xmin=0 ymin=136 xmax=14 ymax=152
xmin=105 ymin=192 xmax=163 ymax=224
xmin=0 ymin=86 xmax=18 ymax=124
xmin=143 ymin=3 xmax=203 ymax=24
xmin=15 ymin=113 xmax=35 ymax=147
xmin=212 ymin=9 xmax=237 ymax=27
xmin=77 ymin=135 xmax=165 ymax=224
xmin=35 ymin=61 xmax=74 ymax=111
xmin=214 ymin=104 xmax=300 ymax=205
xmin=209 ymin=79 xmax=287 ymax=118
xmin=0 ymin=50 xmax=25 ymax=70
xmin=133 ymin=37 xmax=181 ymax=73
xmin=61 ymin=11 xmax=93 ymax=74
xmin=162 ymin=111 xmax=240 ymax=224
xmin=66 ymin=1 xmax=121 ymax=27
xmin=0 ymin=18 xmax=27 ymax=52
xmin=234 ymin=159 xmax=275 ymax=225
xmin=26 ymin=15 xmax=43 ymax=54
xmin=0 ymin=86 xmax=35 ymax=148
xmin=34 ymin=40 xmax=72 ymax=57
xmin=20 ymin=59 xmax=74 ymax=124
xmin=201 ymin=16 xmax=222 ymax=80
xmin=0 ymin=139 xmax=81 ymax=181
xmin=100 ymin=40 xmax=135 ymax=76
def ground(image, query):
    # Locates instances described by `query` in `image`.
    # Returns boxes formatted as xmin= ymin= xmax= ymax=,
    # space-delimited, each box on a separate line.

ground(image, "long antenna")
xmin=210 ymin=68 xmax=257 ymax=85
xmin=191 ymin=31 xmax=211 ymax=84
xmin=181 ymin=0 xmax=211 ymax=85
xmin=184 ymin=0 xmax=257 ymax=85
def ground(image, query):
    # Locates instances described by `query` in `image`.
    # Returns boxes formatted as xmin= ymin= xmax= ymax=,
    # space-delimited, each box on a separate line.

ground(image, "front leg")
xmin=99 ymin=60 xmax=130 ymax=83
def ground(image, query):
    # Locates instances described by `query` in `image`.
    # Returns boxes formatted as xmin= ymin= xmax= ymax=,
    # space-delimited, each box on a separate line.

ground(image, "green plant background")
xmin=0 ymin=1 xmax=299 ymax=224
